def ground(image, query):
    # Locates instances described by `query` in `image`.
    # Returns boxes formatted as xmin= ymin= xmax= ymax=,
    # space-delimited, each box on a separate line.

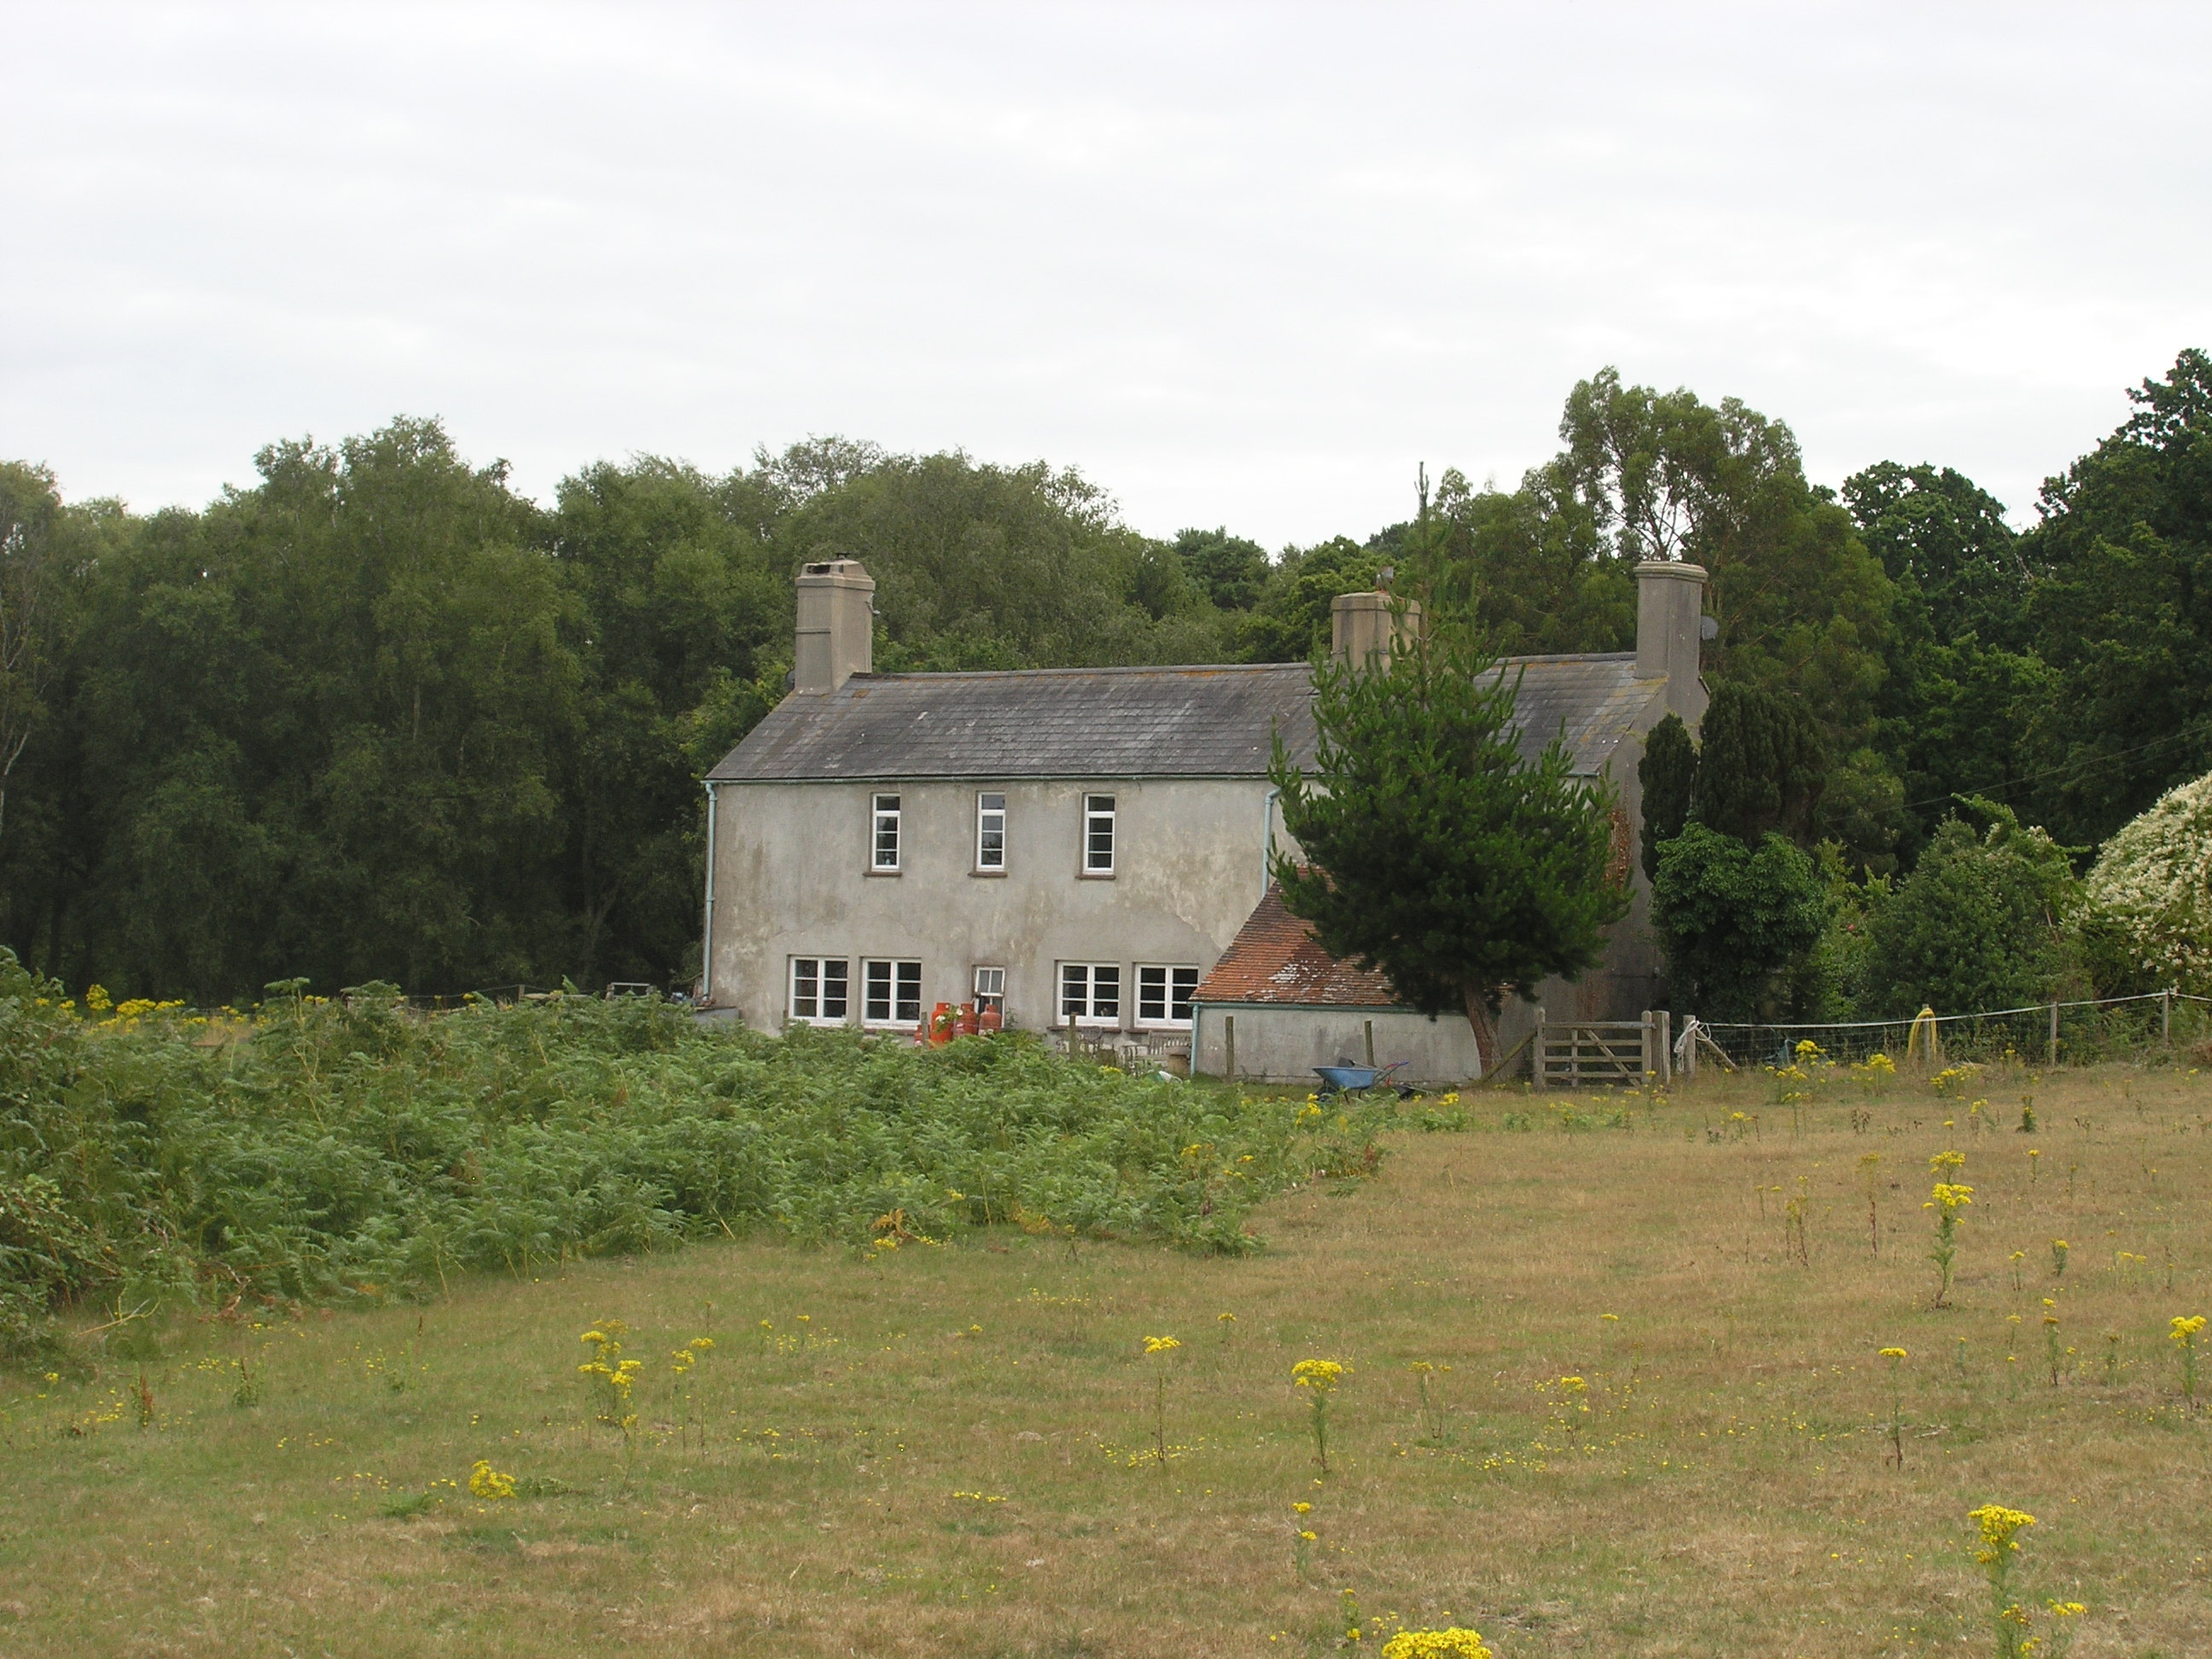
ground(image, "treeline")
xmin=2 ymin=352 xmax=2209 ymax=1003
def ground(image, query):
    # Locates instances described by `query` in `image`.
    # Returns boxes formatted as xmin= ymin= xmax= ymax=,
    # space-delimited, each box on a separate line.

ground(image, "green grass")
xmin=3 ymin=1061 xmax=2209 ymax=1656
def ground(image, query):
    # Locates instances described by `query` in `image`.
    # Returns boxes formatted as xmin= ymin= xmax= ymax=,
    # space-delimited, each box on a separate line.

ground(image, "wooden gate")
xmin=1533 ymin=1010 xmax=1670 ymax=1086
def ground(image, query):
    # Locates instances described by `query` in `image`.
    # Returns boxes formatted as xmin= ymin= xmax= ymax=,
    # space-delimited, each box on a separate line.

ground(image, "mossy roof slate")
xmin=708 ymin=653 xmax=1657 ymax=783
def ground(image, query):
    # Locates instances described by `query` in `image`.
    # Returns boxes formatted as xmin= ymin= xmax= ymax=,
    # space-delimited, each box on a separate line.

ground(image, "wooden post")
xmin=1364 ymin=1018 xmax=1375 ymax=1068
xmin=2048 ymin=1000 xmax=2059 ymax=1068
xmin=1533 ymin=1009 xmax=1546 ymax=1089
xmin=1680 ymin=1016 xmax=1696 ymax=1081
xmin=1659 ymin=1010 xmax=1673 ymax=1085
xmin=1225 ymin=1016 xmax=1237 ymax=1083
xmin=2163 ymin=988 xmax=2174 ymax=1047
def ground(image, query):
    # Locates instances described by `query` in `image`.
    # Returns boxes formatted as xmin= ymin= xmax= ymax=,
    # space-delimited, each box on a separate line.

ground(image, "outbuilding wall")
xmin=1190 ymin=1002 xmax=1487 ymax=1086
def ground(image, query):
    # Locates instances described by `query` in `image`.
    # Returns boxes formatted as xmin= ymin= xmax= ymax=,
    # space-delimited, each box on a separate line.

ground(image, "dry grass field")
xmin=3 ymin=1059 xmax=2208 ymax=1658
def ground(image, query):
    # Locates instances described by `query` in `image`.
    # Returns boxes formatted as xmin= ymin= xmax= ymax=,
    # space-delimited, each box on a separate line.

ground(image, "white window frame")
xmin=1059 ymin=961 xmax=1121 ymax=1026
xmin=973 ymin=965 xmax=1006 ymax=1018
xmin=871 ymin=794 xmax=902 ymax=872
xmin=789 ymin=957 xmax=850 ymax=1024
xmin=1082 ymin=793 xmax=1116 ymax=876
xmin=975 ymin=792 xmax=1006 ymax=871
xmin=1136 ymin=964 xmax=1200 ymax=1027
xmin=861 ymin=958 xmax=923 ymax=1026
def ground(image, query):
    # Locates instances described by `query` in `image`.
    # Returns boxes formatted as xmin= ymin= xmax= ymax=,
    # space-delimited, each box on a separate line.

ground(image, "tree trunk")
xmin=1461 ymin=984 xmax=1501 ymax=1077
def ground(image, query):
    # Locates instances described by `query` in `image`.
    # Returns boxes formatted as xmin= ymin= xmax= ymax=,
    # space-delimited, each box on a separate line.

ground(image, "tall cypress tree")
xmin=1638 ymin=713 xmax=1697 ymax=881
xmin=1689 ymin=681 xmax=1826 ymax=847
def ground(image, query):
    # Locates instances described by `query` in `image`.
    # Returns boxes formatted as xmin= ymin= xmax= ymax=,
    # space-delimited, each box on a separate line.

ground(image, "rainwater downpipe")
xmin=700 ymin=781 xmax=719 ymax=1005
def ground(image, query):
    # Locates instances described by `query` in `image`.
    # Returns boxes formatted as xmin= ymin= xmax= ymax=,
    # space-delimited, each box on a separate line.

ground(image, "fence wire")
xmin=1694 ymin=991 xmax=2211 ymax=1072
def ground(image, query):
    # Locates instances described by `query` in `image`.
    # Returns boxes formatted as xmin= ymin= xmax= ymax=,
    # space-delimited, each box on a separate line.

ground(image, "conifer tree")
xmin=1268 ymin=630 xmax=1629 ymax=1070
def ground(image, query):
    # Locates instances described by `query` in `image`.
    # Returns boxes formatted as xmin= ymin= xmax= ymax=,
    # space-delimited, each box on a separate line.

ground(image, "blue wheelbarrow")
xmin=1313 ymin=1060 xmax=1412 ymax=1098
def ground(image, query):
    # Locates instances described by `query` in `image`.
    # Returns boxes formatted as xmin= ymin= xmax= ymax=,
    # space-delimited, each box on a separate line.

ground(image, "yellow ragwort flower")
xmin=1380 ymin=1629 xmax=1493 ymax=1659
xmin=1879 ymin=1347 xmax=1908 ymax=1360
xmin=1968 ymin=1503 xmax=2036 ymax=1564
xmin=1291 ymin=1358 xmax=1346 ymax=1392
xmin=1144 ymin=1336 xmax=1181 ymax=1355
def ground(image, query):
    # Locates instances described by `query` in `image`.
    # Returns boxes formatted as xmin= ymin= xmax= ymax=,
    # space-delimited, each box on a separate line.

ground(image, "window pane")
xmin=1085 ymin=795 xmax=1115 ymax=871
xmin=1092 ymin=964 xmax=1120 ymax=1019
xmin=977 ymin=792 xmax=1005 ymax=868
xmin=824 ymin=960 xmax=848 ymax=1019
xmin=895 ymin=961 xmax=922 ymax=1023
xmin=1138 ymin=965 xmax=1166 ymax=1022
xmin=975 ymin=966 xmax=1005 ymax=998
xmin=864 ymin=959 xmax=892 ymax=1022
xmin=1061 ymin=963 xmax=1088 ymax=1019
xmin=793 ymin=958 xmax=819 ymax=1020
xmin=1171 ymin=966 xmax=1199 ymax=1022
xmin=873 ymin=795 xmax=901 ymax=868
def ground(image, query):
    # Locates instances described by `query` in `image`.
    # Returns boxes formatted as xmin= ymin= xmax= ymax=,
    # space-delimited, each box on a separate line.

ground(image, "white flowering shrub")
xmin=2083 ymin=770 xmax=2212 ymax=993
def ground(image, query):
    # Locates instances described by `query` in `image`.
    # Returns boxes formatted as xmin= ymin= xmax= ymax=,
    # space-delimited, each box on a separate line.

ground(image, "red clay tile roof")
xmin=1194 ymin=886 xmax=1402 ymax=1008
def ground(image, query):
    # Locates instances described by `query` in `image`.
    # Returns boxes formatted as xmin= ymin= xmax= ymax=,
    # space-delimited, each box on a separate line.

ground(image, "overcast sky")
xmin=5 ymin=2 xmax=2209 ymax=545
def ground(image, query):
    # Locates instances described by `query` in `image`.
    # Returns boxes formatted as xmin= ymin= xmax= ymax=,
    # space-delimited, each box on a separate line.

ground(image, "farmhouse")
xmin=701 ymin=557 xmax=1708 ymax=1081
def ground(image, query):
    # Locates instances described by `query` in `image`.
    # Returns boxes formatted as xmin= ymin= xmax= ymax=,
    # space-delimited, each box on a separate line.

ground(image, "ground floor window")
xmin=1136 ymin=964 xmax=1199 ymax=1026
xmin=789 ymin=957 xmax=849 ymax=1022
xmin=862 ymin=958 xmax=923 ymax=1025
xmin=1060 ymin=962 xmax=1121 ymax=1025
xmin=973 ymin=965 xmax=1006 ymax=1019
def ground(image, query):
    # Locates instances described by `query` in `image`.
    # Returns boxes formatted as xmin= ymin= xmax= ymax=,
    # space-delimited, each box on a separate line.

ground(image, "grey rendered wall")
xmin=706 ymin=777 xmax=1288 ymax=1033
xmin=1501 ymin=670 xmax=1703 ymax=1052
xmin=1191 ymin=1004 xmax=1485 ymax=1086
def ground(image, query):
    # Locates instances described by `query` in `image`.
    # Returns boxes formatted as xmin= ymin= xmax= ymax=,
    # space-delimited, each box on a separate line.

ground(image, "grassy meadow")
xmin=3 ymin=1059 xmax=2209 ymax=1658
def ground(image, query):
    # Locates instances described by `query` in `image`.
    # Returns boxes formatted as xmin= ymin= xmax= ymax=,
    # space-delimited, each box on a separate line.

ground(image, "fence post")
xmin=1641 ymin=1010 xmax=1655 ymax=1083
xmin=1534 ymin=1009 xmax=1546 ymax=1089
xmin=2047 ymin=1000 xmax=2059 ymax=1068
xmin=1225 ymin=1016 xmax=1236 ymax=1083
xmin=1364 ymin=1018 xmax=1375 ymax=1068
xmin=1659 ymin=1010 xmax=1673 ymax=1085
xmin=2163 ymin=988 xmax=2174 ymax=1047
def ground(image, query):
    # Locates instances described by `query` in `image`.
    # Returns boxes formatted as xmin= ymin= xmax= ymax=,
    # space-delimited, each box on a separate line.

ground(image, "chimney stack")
xmin=794 ymin=559 xmax=875 ymax=693
xmin=1330 ymin=591 xmax=1423 ymax=670
xmin=1635 ymin=560 xmax=1708 ymax=721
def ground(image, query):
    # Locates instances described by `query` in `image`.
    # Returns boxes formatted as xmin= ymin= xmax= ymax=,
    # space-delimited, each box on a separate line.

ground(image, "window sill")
xmin=864 ymin=867 xmax=901 ymax=877
xmin=969 ymin=868 xmax=1008 ymax=879
xmin=1076 ymin=870 xmax=1116 ymax=881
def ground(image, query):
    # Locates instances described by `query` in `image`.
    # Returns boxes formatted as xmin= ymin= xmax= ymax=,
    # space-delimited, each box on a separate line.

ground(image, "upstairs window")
xmin=976 ymin=792 xmax=1006 ymax=870
xmin=1060 ymin=962 xmax=1121 ymax=1025
xmin=789 ymin=957 xmax=849 ymax=1023
xmin=862 ymin=958 xmax=923 ymax=1025
xmin=871 ymin=794 xmax=901 ymax=870
xmin=1137 ymin=964 xmax=1200 ymax=1027
xmin=1083 ymin=794 xmax=1116 ymax=875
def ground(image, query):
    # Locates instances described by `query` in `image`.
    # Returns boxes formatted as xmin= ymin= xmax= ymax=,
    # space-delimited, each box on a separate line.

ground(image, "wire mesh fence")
xmin=1690 ymin=991 xmax=2212 ymax=1074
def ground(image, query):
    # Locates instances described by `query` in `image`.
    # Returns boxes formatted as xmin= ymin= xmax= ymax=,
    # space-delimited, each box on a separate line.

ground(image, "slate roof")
xmin=1192 ymin=885 xmax=1401 ymax=1008
xmin=710 ymin=663 xmax=1317 ymax=782
xmin=708 ymin=653 xmax=1659 ymax=783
